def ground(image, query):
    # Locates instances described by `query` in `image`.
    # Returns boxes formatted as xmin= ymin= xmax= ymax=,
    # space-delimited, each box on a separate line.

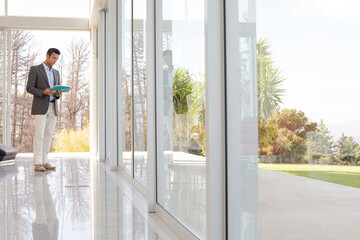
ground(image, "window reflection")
xmin=118 ymin=0 xmax=133 ymax=173
xmin=157 ymin=0 xmax=206 ymax=238
xmin=133 ymin=0 xmax=148 ymax=184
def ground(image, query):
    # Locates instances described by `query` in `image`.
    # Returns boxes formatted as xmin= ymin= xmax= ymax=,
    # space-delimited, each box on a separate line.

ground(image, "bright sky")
xmin=162 ymin=0 xmax=205 ymax=74
xmin=30 ymin=30 xmax=90 ymax=66
xmin=257 ymin=0 xmax=360 ymax=127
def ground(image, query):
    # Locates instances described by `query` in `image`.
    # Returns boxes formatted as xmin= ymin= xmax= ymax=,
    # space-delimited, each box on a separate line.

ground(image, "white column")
xmin=106 ymin=0 xmax=118 ymax=170
xmin=4 ymin=29 xmax=11 ymax=145
xmin=90 ymin=26 xmax=99 ymax=156
xmin=1 ymin=30 xmax=5 ymax=143
xmin=98 ymin=11 xmax=106 ymax=161
xmin=146 ymin=0 xmax=156 ymax=212
xmin=225 ymin=0 xmax=258 ymax=239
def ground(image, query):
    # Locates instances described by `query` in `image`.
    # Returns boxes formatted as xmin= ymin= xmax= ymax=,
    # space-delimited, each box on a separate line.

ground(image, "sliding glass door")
xmin=117 ymin=0 xmax=132 ymax=174
xmin=133 ymin=0 xmax=148 ymax=184
xmin=156 ymin=0 xmax=207 ymax=238
xmin=116 ymin=0 xmax=148 ymax=186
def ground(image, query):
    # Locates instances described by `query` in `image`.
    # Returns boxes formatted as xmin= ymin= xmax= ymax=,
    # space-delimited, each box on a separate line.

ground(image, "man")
xmin=27 ymin=48 xmax=62 ymax=172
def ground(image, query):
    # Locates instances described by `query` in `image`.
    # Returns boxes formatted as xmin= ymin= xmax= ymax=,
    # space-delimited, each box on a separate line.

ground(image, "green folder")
xmin=52 ymin=85 xmax=70 ymax=92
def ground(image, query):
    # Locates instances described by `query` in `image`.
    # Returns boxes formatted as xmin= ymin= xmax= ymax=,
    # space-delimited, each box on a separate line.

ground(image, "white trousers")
xmin=33 ymin=103 xmax=57 ymax=165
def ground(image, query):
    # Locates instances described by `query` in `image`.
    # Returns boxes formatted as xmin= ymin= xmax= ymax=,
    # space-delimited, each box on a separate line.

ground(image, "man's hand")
xmin=55 ymin=90 xmax=62 ymax=97
xmin=43 ymin=88 xmax=56 ymax=96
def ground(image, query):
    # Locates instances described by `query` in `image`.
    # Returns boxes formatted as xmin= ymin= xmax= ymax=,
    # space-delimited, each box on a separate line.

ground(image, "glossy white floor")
xmin=3 ymin=154 xmax=358 ymax=239
xmin=0 ymin=154 xmax=178 ymax=240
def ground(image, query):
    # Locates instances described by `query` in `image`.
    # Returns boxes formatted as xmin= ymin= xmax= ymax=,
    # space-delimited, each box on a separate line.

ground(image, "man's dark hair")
xmin=47 ymin=48 xmax=61 ymax=56
xmin=163 ymin=50 xmax=172 ymax=57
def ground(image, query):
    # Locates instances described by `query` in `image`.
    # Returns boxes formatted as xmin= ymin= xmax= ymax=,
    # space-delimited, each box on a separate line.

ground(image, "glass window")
xmin=133 ymin=0 xmax=147 ymax=184
xmin=257 ymin=0 xmax=360 ymax=239
xmin=118 ymin=0 xmax=132 ymax=173
xmin=156 ymin=0 xmax=206 ymax=238
xmin=8 ymin=0 xmax=89 ymax=18
xmin=8 ymin=30 xmax=90 ymax=152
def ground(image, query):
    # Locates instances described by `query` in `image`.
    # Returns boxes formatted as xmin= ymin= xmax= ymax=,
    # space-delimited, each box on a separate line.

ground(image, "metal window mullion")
xmin=4 ymin=29 xmax=11 ymax=145
xmin=146 ymin=0 xmax=156 ymax=211
xmin=131 ymin=0 xmax=135 ymax=178
xmin=90 ymin=25 xmax=98 ymax=155
xmin=1 ymin=29 xmax=5 ymax=143
xmin=98 ymin=11 xmax=106 ymax=161
xmin=117 ymin=0 xmax=124 ymax=170
xmin=109 ymin=0 xmax=118 ymax=170
xmin=154 ymin=0 xmax=164 ymax=208
xmin=115 ymin=0 xmax=119 ymax=168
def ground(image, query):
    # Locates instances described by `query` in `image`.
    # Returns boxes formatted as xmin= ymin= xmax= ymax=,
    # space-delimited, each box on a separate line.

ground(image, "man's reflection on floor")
xmin=32 ymin=173 xmax=59 ymax=240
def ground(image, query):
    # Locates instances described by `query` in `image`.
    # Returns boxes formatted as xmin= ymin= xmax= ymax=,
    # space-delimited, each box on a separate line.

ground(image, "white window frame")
xmin=98 ymin=10 xmax=106 ymax=161
xmin=104 ymin=0 xmax=118 ymax=169
xmin=205 ymin=0 xmax=226 ymax=239
xmin=94 ymin=0 xmax=259 ymax=238
xmin=149 ymin=0 xmax=227 ymax=239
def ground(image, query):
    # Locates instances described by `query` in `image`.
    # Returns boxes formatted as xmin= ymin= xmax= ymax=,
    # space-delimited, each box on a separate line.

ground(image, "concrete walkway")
xmin=259 ymin=169 xmax=360 ymax=240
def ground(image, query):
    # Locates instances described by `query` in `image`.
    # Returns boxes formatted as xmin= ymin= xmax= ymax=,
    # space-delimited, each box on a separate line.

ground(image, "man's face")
xmin=46 ymin=53 xmax=59 ymax=67
xmin=163 ymin=54 xmax=172 ymax=67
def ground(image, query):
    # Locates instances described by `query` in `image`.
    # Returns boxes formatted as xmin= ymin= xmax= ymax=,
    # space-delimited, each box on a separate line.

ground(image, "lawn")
xmin=258 ymin=163 xmax=360 ymax=188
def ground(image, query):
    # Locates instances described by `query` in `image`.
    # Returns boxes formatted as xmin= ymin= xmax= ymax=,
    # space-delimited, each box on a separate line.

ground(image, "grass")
xmin=259 ymin=163 xmax=360 ymax=188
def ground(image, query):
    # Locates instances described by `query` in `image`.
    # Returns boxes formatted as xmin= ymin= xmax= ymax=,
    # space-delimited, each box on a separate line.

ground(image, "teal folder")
xmin=52 ymin=85 xmax=70 ymax=92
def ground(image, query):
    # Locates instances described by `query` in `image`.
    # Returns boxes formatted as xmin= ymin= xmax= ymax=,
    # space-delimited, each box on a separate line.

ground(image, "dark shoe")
xmin=43 ymin=163 xmax=56 ymax=170
xmin=34 ymin=164 xmax=46 ymax=172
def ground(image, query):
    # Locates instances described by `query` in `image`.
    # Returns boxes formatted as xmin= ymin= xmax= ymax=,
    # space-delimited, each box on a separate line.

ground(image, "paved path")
xmin=259 ymin=169 xmax=360 ymax=240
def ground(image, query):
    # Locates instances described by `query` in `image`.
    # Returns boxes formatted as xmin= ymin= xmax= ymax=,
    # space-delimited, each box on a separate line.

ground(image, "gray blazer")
xmin=26 ymin=64 xmax=61 ymax=116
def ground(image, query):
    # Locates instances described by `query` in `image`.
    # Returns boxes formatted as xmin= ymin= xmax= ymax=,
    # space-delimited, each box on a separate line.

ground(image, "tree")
xmin=133 ymin=31 xmax=147 ymax=152
xmin=266 ymin=109 xmax=317 ymax=163
xmin=10 ymin=30 xmax=39 ymax=152
xmin=275 ymin=109 xmax=317 ymax=139
xmin=257 ymin=37 xmax=285 ymax=120
xmin=188 ymin=74 xmax=206 ymax=156
xmin=307 ymin=120 xmax=334 ymax=164
xmin=62 ymin=39 xmax=89 ymax=130
xmin=258 ymin=118 xmax=277 ymax=155
xmin=56 ymin=56 xmax=65 ymax=130
xmin=336 ymin=133 xmax=358 ymax=164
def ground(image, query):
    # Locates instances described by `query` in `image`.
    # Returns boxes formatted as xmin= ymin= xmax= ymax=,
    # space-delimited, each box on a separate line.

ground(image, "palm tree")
xmin=257 ymin=37 xmax=285 ymax=119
